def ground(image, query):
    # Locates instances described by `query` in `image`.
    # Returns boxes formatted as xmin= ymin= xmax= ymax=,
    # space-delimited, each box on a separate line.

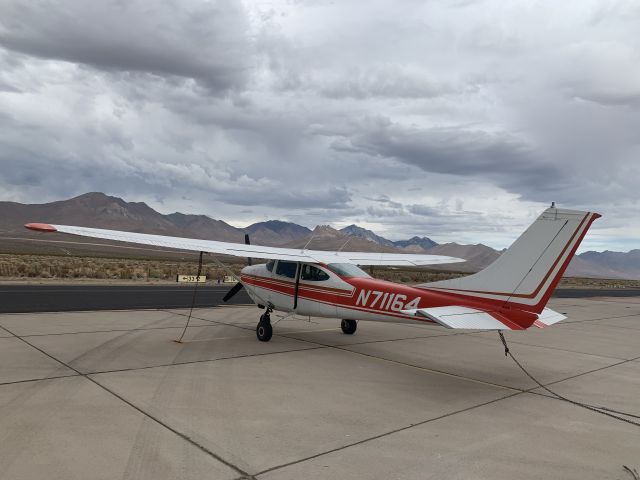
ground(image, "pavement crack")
xmin=254 ymin=391 xmax=522 ymax=477
xmin=0 ymin=323 xmax=253 ymax=478
xmin=481 ymin=337 xmax=629 ymax=361
xmin=88 ymin=345 xmax=326 ymax=376
xmin=0 ymin=373 xmax=79 ymax=387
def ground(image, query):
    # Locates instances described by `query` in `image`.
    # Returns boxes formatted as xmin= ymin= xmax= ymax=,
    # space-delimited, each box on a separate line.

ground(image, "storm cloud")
xmin=0 ymin=0 xmax=251 ymax=92
xmin=0 ymin=0 xmax=638 ymax=250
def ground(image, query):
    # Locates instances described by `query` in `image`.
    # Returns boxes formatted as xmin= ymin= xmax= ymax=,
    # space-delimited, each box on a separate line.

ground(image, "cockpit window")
xmin=301 ymin=264 xmax=330 ymax=281
xmin=326 ymin=263 xmax=371 ymax=278
xmin=266 ymin=260 xmax=275 ymax=272
xmin=275 ymin=260 xmax=297 ymax=279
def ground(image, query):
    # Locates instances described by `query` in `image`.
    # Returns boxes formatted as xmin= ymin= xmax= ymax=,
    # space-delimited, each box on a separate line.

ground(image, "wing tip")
xmin=24 ymin=223 xmax=57 ymax=232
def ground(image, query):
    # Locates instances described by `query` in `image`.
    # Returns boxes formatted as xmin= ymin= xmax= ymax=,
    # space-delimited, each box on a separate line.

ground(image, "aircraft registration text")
xmin=356 ymin=289 xmax=420 ymax=311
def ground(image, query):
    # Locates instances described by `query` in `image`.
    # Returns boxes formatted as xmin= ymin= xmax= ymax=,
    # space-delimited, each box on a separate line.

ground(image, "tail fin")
xmin=423 ymin=207 xmax=600 ymax=314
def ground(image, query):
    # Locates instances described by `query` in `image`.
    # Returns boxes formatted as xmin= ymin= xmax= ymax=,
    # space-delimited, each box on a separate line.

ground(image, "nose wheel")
xmin=341 ymin=319 xmax=357 ymax=335
xmin=256 ymin=312 xmax=273 ymax=342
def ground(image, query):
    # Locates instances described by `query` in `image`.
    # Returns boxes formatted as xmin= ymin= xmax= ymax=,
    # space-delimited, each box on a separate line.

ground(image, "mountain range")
xmin=1 ymin=192 xmax=638 ymax=279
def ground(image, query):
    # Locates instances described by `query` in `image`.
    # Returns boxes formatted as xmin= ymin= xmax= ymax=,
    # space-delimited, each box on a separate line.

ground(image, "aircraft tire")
xmin=341 ymin=319 xmax=357 ymax=334
xmin=256 ymin=319 xmax=273 ymax=342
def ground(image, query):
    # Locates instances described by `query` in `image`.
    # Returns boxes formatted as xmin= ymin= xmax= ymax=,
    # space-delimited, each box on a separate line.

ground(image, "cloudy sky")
xmin=1 ymin=0 xmax=638 ymax=251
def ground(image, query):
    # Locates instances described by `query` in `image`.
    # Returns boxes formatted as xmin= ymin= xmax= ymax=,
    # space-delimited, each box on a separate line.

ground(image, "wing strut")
xmin=293 ymin=262 xmax=302 ymax=310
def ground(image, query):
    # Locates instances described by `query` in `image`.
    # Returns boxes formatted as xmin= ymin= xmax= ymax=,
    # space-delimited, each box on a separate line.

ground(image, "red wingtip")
xmin=25 ymin=223 xmax=57 ymax=232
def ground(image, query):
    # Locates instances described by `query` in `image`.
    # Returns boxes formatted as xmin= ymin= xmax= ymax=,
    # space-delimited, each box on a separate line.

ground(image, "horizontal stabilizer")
xmin=400 ymin=305 xmax=562 ymax=330
xmin=402 ymin=306 xmax=513 ymax=330
xmin=402 ymin=305 xmax=522 ymax=330
xmin=533 ymin=308 xmax=567 ymax=328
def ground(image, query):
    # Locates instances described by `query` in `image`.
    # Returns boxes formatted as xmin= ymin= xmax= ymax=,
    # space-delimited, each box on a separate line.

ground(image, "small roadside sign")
xmin=223 ymin=275 xmax=236 ymax=283
xmin=176 ymin=275 xmax=207 ymax=283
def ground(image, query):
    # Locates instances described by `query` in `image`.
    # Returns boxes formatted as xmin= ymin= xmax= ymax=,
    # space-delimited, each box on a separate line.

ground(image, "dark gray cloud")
xmin=0 ymin=0 xmax=639 ymax=250
xmin=407 ymin=205 xmax=445 ymax=218
xmin=329 ymin=118 xmax=569 ymax=203
xmin=0 ymin=0 xmax=251 ymax=92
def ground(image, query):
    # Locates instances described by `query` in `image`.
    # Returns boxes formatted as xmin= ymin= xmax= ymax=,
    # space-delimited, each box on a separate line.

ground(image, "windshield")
xmin=326 ymin=263 xmax=371 ymax=278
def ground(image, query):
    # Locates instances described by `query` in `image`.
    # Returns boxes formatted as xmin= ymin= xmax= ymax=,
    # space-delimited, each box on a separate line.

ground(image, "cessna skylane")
xmin=25 ymin=206 xmax=600 ymax=341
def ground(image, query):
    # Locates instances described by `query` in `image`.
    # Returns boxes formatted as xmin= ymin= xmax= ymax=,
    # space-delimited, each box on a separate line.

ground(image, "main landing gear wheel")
xmin=341 ymin=319 xmax=357 ymax=335
xmin=256 ymin=313 xmax=273 ymax=342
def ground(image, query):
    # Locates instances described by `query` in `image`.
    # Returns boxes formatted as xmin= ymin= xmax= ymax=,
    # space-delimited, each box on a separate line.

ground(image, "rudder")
xmin=422 ymin=207 xmax=600 ymax=314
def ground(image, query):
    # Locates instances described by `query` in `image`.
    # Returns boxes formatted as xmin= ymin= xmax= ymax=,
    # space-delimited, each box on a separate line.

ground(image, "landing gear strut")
xmin=256 ymin=310 xmax=273 ymax=342
xmin=341 ymin=319 xmax=357 ymax=335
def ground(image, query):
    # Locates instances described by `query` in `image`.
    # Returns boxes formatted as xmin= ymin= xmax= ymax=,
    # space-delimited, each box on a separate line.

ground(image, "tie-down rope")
xmin=498 ymin=331 xmax=640 ymax=427
xmin=175 ymin=251 xmax=204 ymax=343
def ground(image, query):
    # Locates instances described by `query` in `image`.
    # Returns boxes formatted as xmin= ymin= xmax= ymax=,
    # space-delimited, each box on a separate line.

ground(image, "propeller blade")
xmin=245 ymin=234 xmax=252 ymax=266
xmin=222 ymin=282 xmax=244 ymax=302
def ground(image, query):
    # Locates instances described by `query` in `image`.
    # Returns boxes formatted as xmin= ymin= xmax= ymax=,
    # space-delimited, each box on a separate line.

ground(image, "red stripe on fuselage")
xmin=242 ymin=274 xmax=354 ymax=297
xmin=241 ymin=274 xmax=433 ymax=322
xmin=241 ymin=273 xmax=539 ymax=328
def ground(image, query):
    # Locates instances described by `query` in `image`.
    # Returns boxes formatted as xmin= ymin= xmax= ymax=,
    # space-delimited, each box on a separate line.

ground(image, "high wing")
xmin=24 ymin=223 xmax=465 ymax=267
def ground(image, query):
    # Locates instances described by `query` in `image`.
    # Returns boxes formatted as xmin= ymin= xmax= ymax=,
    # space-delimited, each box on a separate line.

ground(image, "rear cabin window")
xmin=301 ymin=264 xmax=330 ymax=281
xmin=275 ymin=261 xmax=297 ymax=279
xmin=266 ymin=260 xmax=275 ymax=272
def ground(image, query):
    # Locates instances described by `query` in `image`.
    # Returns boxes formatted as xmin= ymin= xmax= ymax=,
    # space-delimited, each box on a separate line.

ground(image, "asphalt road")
xmin=552 ymin=288 xmax=640 ymax=298
xmin=0 ymin=284 xmax=252 ymax=313
xmin=0 ymin=285 xmax=639 ymax=314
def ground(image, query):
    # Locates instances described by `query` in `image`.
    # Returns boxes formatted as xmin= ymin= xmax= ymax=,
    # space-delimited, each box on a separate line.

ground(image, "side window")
xmin=275 ymin=260 xmax=297 ymax=279
xmin=266 ymin=260 xmax=275 ymax=272
xmin=301 ymin=264 xmax=330 ymax=281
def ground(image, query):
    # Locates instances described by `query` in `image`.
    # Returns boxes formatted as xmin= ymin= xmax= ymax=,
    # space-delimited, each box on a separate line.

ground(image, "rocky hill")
xmin=1 ymin=192 xmax=637 ymax=279
xmin=245 ymin=220 xmax=312 ymax=246
xmin=339 ymin=225 xmax=397 ymax=248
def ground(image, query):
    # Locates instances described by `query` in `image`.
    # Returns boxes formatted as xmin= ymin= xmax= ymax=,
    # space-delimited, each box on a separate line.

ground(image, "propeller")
xmin=245 ymin=234 xmax=252 ymax=266
xmin=222 ymin=281 xmax=244 ymax=302
xmin=223 ymin=233 xmax=252 ymax=302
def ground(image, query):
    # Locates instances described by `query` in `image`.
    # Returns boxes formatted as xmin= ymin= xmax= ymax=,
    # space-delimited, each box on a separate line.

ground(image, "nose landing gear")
xmin=256 ymin=310 xmax=273 ymax=342
xmin=341 ymin=319 xmax=357 ymax=335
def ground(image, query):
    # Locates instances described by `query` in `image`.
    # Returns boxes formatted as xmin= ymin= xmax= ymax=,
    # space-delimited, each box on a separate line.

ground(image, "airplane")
xmin=25 ymin=206 xmax=600 ymax=342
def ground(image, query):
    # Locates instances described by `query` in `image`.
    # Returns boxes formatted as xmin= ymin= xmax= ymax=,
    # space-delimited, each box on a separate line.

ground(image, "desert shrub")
xmin=119 ymin=268 xmax=133 ymax=279
xmin=148 ymin=269 xmax=162 ymax=279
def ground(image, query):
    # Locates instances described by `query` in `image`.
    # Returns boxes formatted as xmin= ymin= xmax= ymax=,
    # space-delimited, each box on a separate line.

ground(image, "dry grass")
xmin=1 ymin=253 xmax=639 ymax=289
xmin=0 ymin=254 xmax=469 ymax=284
xmin=0 ymin=253 xmax=241 ymax=282
xmin=557 ymin=275 xmax=640 ymax=289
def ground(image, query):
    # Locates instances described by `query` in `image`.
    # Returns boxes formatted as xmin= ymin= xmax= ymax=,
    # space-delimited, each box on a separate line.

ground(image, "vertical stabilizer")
xmin=422 ymin=207 xmax=600 ymax=314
